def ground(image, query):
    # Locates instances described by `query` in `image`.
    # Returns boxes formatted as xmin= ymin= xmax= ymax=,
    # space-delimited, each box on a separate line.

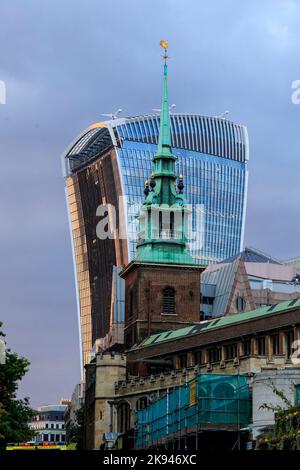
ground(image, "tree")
xmin=0 ymin=321 xmax=35 ymax=449
xmin=66 ymin=405 xmax=85 ymax=450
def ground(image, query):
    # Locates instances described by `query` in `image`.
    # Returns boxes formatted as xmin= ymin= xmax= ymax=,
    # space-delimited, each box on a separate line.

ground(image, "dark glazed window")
xmin=243 ymin=339 xmax=251 ymax=356
xmin=257 ymin=336 xmax=266 ymax=355
xmin=224 ymin=343 xmax=238 ymax=360
xmin=272 ymin=334 xmax=280 ymax=355
xmin=236 ymin=296 xmax=246 ymax=312
xmin=117 ymin=402 xmax=131 ymax=434
xmin=208 ymin=347 xmax=221 ymax=363
xmin=162 ymin=287 xmax=175 ymax=314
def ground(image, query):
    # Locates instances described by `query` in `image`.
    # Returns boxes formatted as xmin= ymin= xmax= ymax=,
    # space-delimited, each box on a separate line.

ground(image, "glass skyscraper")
xmin=62 ymin=113 xmax=248 ymax=366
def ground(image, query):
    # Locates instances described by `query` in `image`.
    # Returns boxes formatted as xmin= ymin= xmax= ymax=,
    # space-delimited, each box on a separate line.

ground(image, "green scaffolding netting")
xmin=135 ymin=373 xmax=251 ymax=448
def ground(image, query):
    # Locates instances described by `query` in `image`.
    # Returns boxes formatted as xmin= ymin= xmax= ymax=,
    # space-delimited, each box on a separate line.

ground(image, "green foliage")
xmin=259 ymin=380 xmax=293 ymax=413
xmin=0 ymin=321 xmax=35 ymax=449
xmin=256 ymin=381 xmax=300 ymax=450
xmin=66 ymin=405 xmax=85 ymax=450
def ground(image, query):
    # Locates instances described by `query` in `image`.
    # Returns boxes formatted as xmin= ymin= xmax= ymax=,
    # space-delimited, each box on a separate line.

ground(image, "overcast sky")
xmin=0 ymin=0 xmax=299 ymax=407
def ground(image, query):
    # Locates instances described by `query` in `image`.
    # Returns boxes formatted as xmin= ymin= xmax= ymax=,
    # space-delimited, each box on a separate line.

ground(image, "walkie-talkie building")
xmin=62 ymin=113 xmax=249 ymax=366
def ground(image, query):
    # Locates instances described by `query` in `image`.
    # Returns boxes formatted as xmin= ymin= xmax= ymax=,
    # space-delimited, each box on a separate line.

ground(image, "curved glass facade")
xmin=62 ymin=113 xmax=248 ymax=366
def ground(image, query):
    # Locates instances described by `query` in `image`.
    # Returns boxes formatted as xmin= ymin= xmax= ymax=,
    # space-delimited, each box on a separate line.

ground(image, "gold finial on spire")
xmin=160 ymin=40 xmax=169 ymax=64
xmin=160 ymin=40 xmax=169 ymax=49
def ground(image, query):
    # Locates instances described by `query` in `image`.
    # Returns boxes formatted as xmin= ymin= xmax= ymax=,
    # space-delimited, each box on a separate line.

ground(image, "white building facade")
xmin=28 ymin=404 xmax=67 ymax=444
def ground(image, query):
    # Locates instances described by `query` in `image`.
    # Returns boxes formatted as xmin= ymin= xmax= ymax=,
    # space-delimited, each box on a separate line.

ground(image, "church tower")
xmin=120 ymin=41 xmax=204 ymax=349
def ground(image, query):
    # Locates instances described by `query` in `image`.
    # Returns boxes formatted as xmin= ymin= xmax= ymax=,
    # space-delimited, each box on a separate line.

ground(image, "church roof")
xmin=139 ymin=297 xmax=300 ymax=348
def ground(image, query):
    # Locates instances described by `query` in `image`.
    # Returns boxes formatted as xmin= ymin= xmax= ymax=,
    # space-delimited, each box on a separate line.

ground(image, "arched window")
xmin=117 ymin=402 xmax=131 ymax=434
xmin=162 ymin=287 xmax=175 ymax=314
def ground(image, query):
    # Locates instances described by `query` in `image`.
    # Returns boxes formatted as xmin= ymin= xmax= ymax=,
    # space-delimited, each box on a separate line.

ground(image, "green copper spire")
xmin=156 ymin=61 xmax=173 ymax=159
xmin=135 ymin=41 xmax=195 ymax=265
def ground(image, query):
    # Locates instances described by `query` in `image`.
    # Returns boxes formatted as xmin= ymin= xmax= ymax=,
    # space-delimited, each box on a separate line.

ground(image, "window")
xmin=117 ymin=402 xmax=131 ymax=434
xmin=162 ymin=287 xmax=175 ymax=314
xmin=286 ymin=330 xmax=294 ymax=360
xmin=236 ymin=296 xmax=246 ymax=312
xmin=193 ymin=350 xmax=203 ymax=365
xmin=178 ymin=354 xmax=187 ymax=369
xmin=208 ymin=347 xmax=221 ymax=363
xmin=43 ymin=434 xmax=48 ymax=442
xmin=257 ymin=336 xmax=266 ymax=355
xmin=243 ymin=339 xmax=251 ymax=356
xmin=224 ymin=343 xmax=238 ymax=360
xmin=170 ymin=211 xmax=174 ymax=238
xmin=202 ymin=296 xmax=214 ymax=305
xmin=272 ymin=334 xmax=280 ymax=355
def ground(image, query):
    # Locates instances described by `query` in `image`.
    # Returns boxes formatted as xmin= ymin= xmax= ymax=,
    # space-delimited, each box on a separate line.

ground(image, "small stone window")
xmin=162 ymin=287 xmax=175 ymax=314
xmin=236 ymin=296 xmax=246 ymax=312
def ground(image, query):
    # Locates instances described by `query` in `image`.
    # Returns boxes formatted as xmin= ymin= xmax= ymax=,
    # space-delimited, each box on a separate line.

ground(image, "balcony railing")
xmin=152 ymin=229 xmax=182 ymax=240
xmin=137 ymin=229 xmax=184 ymax=243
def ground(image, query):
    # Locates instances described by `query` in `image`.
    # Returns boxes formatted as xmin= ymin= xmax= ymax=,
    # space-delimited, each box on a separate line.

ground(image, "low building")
xmin=28 ymin=402 xmax=68 ymax=445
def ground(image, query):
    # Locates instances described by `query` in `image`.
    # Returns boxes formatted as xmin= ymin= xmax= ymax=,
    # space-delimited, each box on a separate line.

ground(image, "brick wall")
xmin=123 ymin=263 xmax=201 ymax=347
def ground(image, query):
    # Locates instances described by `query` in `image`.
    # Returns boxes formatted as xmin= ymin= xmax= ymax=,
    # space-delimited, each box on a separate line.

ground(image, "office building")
xmin=62 ymin=57 xmax=249 ymax=367
xmin=28 ymin=403 xmax=67 ymax=445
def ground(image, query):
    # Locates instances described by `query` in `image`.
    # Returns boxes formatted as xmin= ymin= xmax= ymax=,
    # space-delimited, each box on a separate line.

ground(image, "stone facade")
xmin=225 ymin=258 xmax=255 ymax=315
xmin=84 ymin=315 xmax=300 ymax=447
xmin=85 ymin=352 xmax=126 ymax=449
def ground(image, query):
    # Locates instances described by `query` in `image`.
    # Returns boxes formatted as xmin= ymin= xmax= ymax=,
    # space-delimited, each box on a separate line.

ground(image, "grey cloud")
xmin=0 ymin=0 xmax=299 ymax=405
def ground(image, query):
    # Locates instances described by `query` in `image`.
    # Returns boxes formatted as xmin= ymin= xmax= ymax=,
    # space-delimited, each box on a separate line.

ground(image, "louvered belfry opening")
xmin=162 ymin=286 xmax=175 ymax=314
